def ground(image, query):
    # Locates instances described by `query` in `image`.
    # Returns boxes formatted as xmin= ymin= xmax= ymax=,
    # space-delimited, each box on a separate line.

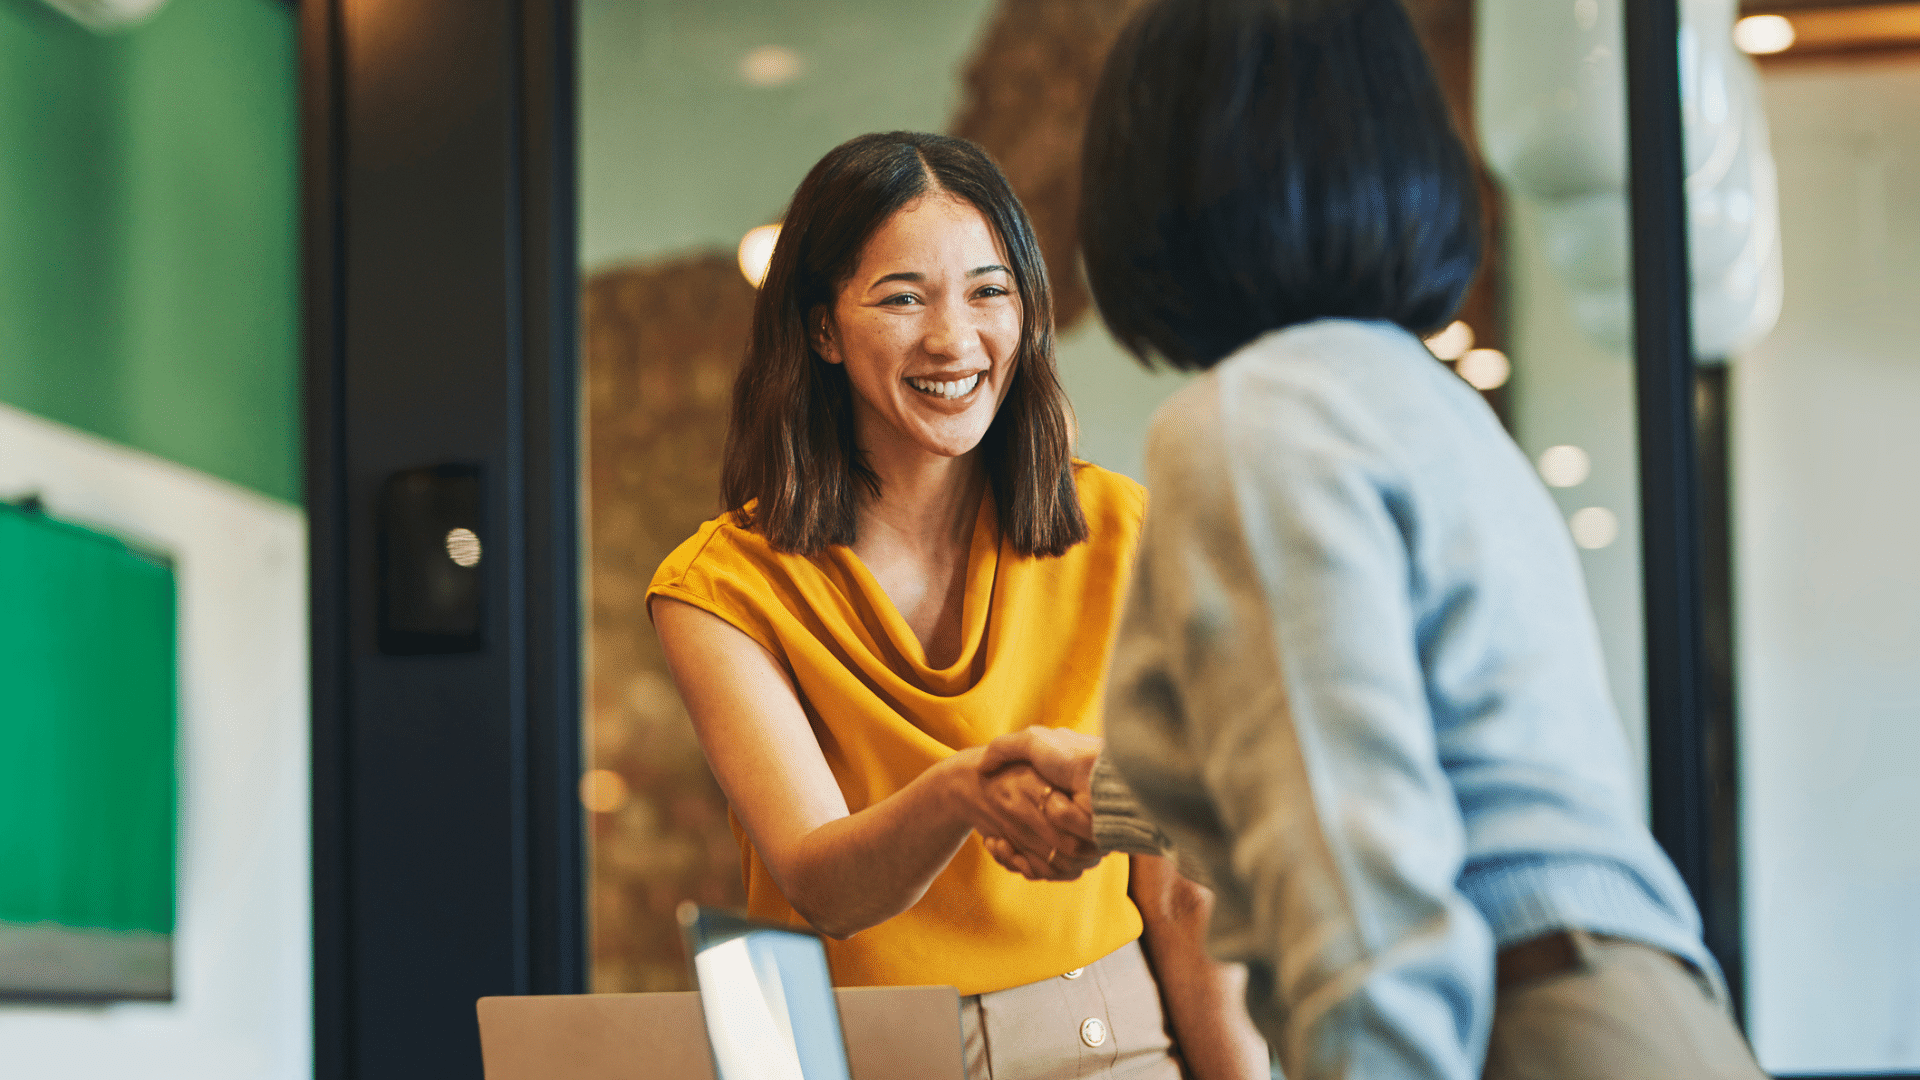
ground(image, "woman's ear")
xmin=809 ymin=305 xmax=841 ymax=365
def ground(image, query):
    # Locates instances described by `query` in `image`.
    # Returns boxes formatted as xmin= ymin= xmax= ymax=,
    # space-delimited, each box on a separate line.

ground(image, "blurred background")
xmin=0 ymin=0 xmax=1915 ymax=1075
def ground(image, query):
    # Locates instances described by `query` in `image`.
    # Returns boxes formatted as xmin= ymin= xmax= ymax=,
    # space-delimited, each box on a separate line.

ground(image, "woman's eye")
xmin=882 ymin=293 xmax=921 ymax=306
xmin=975 ymin=285 xmax=1010 ymax=299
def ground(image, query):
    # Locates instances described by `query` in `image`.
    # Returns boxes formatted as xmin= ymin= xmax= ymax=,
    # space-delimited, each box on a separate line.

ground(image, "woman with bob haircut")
xmin=983 ymin=1 xmax=1770 ymax=1079
xmin=647 ymin=131 xmax=1269 ymax=1080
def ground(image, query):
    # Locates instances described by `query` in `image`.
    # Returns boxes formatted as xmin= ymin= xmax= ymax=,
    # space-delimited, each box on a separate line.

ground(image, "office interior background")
xmin=0 ymin=0 xmax=1915 ymax=1076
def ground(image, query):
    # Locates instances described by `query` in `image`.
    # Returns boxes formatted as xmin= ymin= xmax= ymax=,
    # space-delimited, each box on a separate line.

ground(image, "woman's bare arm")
xmin=653 ymin=597 xmax=1058 ymax=938
xmin=1131 ymin=855 xmax=1271 ymax=1080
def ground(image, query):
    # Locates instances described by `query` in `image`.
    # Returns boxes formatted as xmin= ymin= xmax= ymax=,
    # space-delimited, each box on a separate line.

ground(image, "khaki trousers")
xmin=960 ymin=940 xmax=1183 ymax=1080
xmin=1484 ymin=931 xmax=1769 ymax=1080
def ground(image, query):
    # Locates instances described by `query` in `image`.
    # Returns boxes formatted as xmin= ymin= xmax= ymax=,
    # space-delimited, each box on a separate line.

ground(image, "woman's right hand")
xmin=940 ymin=749 xmax=1098 ymax=880
xmin=971 ymin=728 xmax=1106 ymax=880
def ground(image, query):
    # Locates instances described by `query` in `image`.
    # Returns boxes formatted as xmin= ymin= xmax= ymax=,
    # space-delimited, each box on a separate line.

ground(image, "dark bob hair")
xmin=722 ymin=131 xmax=1088 ymax=557
xmin=1080 ymin=0 xmax=1483 ymax=370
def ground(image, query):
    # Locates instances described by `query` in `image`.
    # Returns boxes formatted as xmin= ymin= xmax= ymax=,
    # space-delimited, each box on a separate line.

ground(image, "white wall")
xmin=0 ymin=403 xmax=311 ymax=1080
xmin=1736 ymin=58 xmax=1920 ymax=1074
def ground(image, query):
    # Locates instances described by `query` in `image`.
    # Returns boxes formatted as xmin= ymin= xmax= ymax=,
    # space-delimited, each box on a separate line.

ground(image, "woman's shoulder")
xmin=647 ymin=507 xmax=798 ymax=655
xmin=1070 ymin=459 xmax=1148 ymax=531
xmin=649 ymin=506 xmax=791 ymax=601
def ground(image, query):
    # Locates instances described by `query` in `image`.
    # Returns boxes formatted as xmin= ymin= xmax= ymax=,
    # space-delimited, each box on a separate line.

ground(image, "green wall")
xmin=0 ymin=0 xmax=298 ymax=505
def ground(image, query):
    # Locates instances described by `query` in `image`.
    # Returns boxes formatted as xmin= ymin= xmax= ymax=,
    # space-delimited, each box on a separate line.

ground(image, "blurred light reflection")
xmin=1538 ymin=445 xmax=1592 ymax=488
xmin=1735 ymin=15 xmax=1796 ymax=55
xmin=1457 ymin=347 xmax=1512 ymax=390
xmin=1570 ymin=506 xmax=1619 ymax=550
xmin=739 ymin=224 xmax=781 ymax=288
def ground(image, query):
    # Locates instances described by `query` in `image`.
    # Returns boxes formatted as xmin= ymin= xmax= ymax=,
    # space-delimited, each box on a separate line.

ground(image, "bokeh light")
xmin=1425 ymin=320 xmax=1475 ymax=361
xmin=1537 ymin=445 xmax=1592 ymax=488
xmin=737 ymin=224 xmax=781 ymax=288
xmin=444 ymin=527 xmax=482 ymax=568
xmin=580 ymin=769 xmax=632 ymax=814
xmin=738 ymin=45 xmax=804 ymax=88
xmin=1569 ymin=506 xmax=1620 ymax=550
xmin=1734 ymin=15 xmax=1796 ymax=55
xmin=1457 ymin=347 xmax=1512 ymax=390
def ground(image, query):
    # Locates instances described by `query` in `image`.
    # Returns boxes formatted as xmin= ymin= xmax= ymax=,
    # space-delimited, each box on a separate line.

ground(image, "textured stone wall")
xmin=583 ymin=252 xmax=756 ymax=992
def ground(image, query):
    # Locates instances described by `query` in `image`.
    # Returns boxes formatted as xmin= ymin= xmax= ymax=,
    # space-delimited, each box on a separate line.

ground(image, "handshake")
xmin=967 ymin=726 xmax=1111 ymax=882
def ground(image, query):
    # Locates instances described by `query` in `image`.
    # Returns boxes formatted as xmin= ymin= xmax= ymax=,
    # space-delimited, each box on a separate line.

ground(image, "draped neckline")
xmin=824 ymin=487 xmax=1000 ymax=697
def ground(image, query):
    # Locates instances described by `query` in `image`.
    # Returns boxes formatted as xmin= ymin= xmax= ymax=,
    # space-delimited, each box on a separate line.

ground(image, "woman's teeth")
xmin=906 ymin=373 xmax=981 ymax=400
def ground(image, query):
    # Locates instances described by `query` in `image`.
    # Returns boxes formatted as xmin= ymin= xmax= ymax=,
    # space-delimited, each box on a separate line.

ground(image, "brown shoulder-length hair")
xmin=722 ymin=131 xmax=1087 ymax=557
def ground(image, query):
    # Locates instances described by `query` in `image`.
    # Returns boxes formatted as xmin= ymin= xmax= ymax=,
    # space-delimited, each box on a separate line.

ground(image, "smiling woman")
xmin=641 ymin=131 xmax=1269 ymax=1080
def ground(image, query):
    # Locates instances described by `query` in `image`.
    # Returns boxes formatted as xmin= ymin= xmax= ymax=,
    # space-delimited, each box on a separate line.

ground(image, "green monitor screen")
xmin=0 ymin=499 xmax=177 ymax=1001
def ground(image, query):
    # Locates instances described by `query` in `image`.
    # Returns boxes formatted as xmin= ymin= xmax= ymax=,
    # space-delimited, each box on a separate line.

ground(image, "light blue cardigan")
xmin=1104 ymin=319 xmax=1715 ymax=1080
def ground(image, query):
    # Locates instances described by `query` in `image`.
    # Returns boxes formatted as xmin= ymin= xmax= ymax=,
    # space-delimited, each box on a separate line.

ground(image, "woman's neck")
xmin=855 ymin=440 xmax=986 ymax=555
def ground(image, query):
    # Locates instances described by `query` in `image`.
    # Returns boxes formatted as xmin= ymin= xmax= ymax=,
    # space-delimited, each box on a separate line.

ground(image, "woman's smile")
xmin=905 ymin=371 xmax=984 ymax=401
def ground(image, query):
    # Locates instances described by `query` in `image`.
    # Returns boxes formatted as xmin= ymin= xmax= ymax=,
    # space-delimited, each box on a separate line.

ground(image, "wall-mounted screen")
xmin=0 ymin=499 xmax=177 ymax=1001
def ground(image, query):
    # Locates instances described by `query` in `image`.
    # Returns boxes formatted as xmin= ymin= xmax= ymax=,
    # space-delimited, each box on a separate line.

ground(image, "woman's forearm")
xmin=775 ymin=748 xmax=1072 ymax=938
xmin=774 ymin=750 xmax=981 ymax=939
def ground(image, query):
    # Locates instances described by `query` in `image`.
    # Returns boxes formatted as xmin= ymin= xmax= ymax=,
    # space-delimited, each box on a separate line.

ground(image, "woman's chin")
xmin=904 ymin=417 xmax=995 ymax=461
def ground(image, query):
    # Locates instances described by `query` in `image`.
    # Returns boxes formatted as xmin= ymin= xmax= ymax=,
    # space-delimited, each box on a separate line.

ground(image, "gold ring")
xmin=1047 ymin=848 xmax=1058 ymax=866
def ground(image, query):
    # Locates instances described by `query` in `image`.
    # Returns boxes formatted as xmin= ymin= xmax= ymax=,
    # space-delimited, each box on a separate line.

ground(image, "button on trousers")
xmin=960 ymin=940 xmax=1182 ymax=1080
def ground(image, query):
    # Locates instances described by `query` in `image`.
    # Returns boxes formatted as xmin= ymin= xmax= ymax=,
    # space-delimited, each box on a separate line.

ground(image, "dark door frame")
xmin=1623 ymin=0 xmax=1736 ymax=1015
xmin=302 ymin=1 xmax=583 ymax=1077
xmin=1623 ymin=0 xmax=1775 ymax=1045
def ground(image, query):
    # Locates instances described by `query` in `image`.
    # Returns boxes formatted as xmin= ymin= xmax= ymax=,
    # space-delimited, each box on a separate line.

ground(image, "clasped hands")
xmin=967 ymin=726 xmax=1107 ymax=882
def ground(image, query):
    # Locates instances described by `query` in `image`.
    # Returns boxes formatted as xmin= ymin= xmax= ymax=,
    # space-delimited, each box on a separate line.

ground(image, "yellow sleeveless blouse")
xmin=647 ymin=464 xmax=1146 ymax=995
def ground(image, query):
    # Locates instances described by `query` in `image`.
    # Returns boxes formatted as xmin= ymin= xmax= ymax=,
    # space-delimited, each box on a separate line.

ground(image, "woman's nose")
xmin=921 ymin=299 xmax=984 ymax=361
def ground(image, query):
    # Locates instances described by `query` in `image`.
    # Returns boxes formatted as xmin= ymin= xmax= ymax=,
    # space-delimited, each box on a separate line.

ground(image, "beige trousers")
xmin=959 ymin=940 xmax=1183 ymax=1080
xmin=1484 ymin=931 xmax=1769 ymax=1080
